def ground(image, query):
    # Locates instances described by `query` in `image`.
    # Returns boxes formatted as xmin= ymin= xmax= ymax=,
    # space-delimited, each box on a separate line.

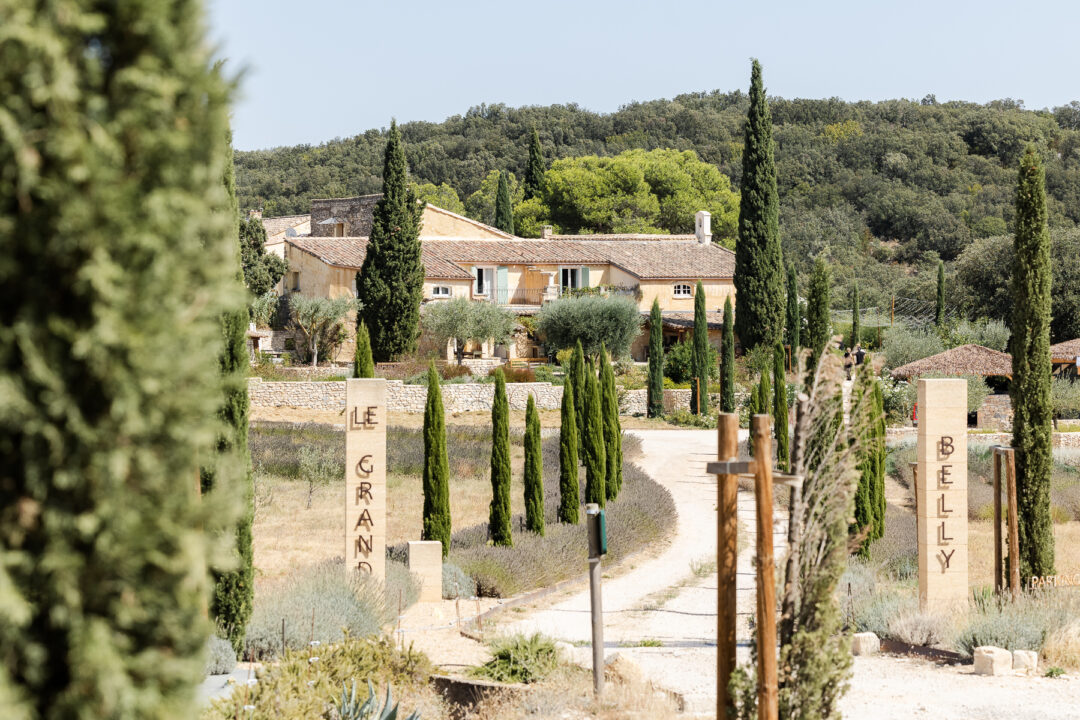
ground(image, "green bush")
xmin=1052 ymin=378 xmax=1080 ymax=422
xmin=442 ymin=563 xmax=475 ymax=599
xmin=882 ymin=325 xmax=945 ymax=369
xmin=948 ymin=318 xmax=1011 ymax=352
xmin=469 ymin=634 xmax=561 ymax=684
xmin=204 ymin=635 xmax=238 ymax=676
xmin=667 ymin=408 xmax=718 ymax=428
xmin=664 ymin=338 xmax=719 ymax=384
xmin=535 ymin=294 xmax=642 ymax=357
xmin=532 ymin=364 xmax=564 ymax=385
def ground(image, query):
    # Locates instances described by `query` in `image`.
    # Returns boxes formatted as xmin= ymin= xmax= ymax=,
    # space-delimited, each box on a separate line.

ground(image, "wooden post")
xmin=909 ymin=462 xmax=918 ymax=516
xmin=751 ymin=415 xmax=778 ymax=720
xmin=993 ymin=448 xmax=1003 ymax=594
xmin=1004 ymin=448 xmax=1021 ymax=595
xmin=716 ymin=413 xmax=739 ymax=719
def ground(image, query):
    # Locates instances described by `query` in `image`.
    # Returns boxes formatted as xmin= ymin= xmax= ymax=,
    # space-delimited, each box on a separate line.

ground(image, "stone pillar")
xmin=917 ymin=378 xmax=968 ymax=611
xmin=345 ymin=379 xmax=386 ymax=581
xmin=408 ymin=540 xmax=444 ymax=603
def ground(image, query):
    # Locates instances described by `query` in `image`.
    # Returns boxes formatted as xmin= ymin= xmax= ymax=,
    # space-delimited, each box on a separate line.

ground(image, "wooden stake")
xmin=909 ymin=462 xmax=918 ymax=515
xmin=751 ymin=415 xmax=778 ymax=720
xmin=716 ymin=413 xmax=739 ymax=719
xmin=1005 ymin=448 xmax=1021 ymax=595
xmin=993 ymin=448 xmax=1003 ymax=595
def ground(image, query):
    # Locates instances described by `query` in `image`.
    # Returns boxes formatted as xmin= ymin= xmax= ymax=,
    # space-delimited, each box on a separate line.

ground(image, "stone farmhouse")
xmin=262 ymin=195 xmax=736 ymax=364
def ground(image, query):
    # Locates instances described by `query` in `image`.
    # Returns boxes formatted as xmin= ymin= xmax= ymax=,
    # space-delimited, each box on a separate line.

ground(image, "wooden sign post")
xmin=916 ymin=378 xmax=968 ymax=611
xmin=345 ymin=378 xmax=386 ymax=581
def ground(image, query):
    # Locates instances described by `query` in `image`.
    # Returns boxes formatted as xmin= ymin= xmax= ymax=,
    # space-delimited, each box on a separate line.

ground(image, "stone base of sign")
xmin=1012 ymin=650 xmax=1038 ymax=674
xmin=973 ymin=646 xmax=1013 ymax=676
xmin=851 ymin=632 xmax=880 ymax=656
xmin=408 ymin=540 xmax=444 ymax=603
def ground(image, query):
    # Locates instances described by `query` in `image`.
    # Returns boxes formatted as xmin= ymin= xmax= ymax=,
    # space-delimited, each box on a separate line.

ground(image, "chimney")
xmin=541 ymin=225 xmax=553 ymax=239
xmin=695 ymin=211 xmax=711 ymax=245
xmin=248 ymin=209 xmax=263 ymax=220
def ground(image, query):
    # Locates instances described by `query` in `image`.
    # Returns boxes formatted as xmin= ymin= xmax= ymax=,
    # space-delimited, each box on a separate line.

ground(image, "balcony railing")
xmin=477 ymin=285 xmax=639 ymax=306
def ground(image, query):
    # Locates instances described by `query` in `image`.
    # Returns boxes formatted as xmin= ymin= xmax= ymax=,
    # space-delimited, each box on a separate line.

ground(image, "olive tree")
xmin=421 ymin=297 xmax=517 ymax=365
xmin=288 ymin=295 xmax=356 ymax=366
xmin=535 ymin=295 xmax=642 ymax=358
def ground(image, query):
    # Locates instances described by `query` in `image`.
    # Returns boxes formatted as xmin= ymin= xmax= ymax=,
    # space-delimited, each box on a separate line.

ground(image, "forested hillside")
xmin=235 ymin=92 xmax=1080 ymax=324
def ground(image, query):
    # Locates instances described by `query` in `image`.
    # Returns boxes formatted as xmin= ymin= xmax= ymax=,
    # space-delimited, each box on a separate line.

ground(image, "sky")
xmin=208 ymin=0 xmax=1080 ymax=151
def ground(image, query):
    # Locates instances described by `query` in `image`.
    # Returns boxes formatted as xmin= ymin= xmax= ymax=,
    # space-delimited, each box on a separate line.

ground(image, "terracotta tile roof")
xmin=890 ymin=344 xmax=1013 ymax=379
xmin=1051 ymin=338 xmax=1080 ymax=361
xmin=262 ymin=214 xmax=310 ymax=238
xmin=286 ymin=236 xmax=472 ymax=280
xmin=653 ymin=310 xmax=727 ymax=330
xmin=549 ymin=233 xmax=697 ymax=242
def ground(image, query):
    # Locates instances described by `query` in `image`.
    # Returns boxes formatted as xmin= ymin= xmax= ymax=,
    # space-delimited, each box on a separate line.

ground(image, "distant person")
xmin=843 ymin=349 xmax=853 ymax=379
xmin=855 ymin=344 xmax=866 ymax=366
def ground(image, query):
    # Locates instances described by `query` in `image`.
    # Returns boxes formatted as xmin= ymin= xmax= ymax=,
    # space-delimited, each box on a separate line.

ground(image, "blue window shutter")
xmin=580 ymin=266 xmax=590 ymax=288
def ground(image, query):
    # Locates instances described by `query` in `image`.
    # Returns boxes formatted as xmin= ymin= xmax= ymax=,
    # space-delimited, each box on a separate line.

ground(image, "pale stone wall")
xmin=637 ymin=278 xmax=735 ymax=313
xmin=976 ymin=394 xmax=1013 ymax=430
xmin=421 ymin=206 xmax=507 ymax=238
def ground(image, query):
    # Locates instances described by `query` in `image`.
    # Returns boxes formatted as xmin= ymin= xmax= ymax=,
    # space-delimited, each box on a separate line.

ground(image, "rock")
xmin=973 ymin=646 xmax=1013 ymax=676
xmin=852 ymin=632 xmax=880 ymax=656
xmin=1012 ymin=650 xmax=1038 ymax=674
xmin=605 ymin=652 xmax=644 ymax=685
xmin=553 ymin=641 xmax=575 ymax=660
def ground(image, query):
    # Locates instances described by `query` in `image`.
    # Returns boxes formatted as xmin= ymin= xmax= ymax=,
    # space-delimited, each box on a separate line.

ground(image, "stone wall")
xmin=977 ymin=394 xmax=1013 ymax=430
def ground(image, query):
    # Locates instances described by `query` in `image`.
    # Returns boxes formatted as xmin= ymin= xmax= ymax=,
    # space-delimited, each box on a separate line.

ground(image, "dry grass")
xmin=251 ymin=405 xmax=681 ymax=429
xmin=967 ymin=522 xmax=1080 ymax=588
xmin=1042 ymin=621 xmax=1080 ymax=669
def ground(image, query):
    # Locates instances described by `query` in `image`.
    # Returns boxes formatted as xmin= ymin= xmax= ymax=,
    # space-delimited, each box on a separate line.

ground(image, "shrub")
xmin=948 ymin=318 xmax=1010 ymax=352
xmin=1052 ymin=378 xmax=1080 ymax=423
xmin=667 ymin=408 xmax=718 ymax=428
xmin=882 ymin=325 xmax=945 ymax=369
xmin=205 ymin=635 xmax=238 ymax=676
xmin=888 ymin=611 xmax=947 ymax=647
xmin=664 ymin=338 xmax=718 ymax=384
xmin=333 ymin=680 xmax=421 ymax=720
xmin=442 ymin=563 xmax=475 ymax=599
xmin=299 ymin=444 xmax=340 ymax=508
xmin=493 ymin=365 xmax=535 ymax=383
xmin=469 ymin=634 xmax=561 ymax=684
xmin=555 ymin=348 xmax=574 ymax=367
xmin=532 ymin=364 xmax=563 ymax=385
xmin=535 ymin=294 xmax=642 ymax=357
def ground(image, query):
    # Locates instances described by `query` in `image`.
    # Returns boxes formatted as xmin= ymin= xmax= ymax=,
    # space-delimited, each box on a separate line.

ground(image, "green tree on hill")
xmin=583 ymin=360 xmax=607 ymax=507
xmin=691 ymin=280 xmax=710 ymax=415
xmin=423 ymin=363 xmax=452 ymax=556
xmin=936 ymin=260 xmax=946 ymax=328
xmin=786 ymin=264 xmax=800 ymax=355
xmin=524 ymin=128 xmax=546 ymax=200
xmin=524 ymin=394 xmax=544 ymax=534
xmin=1010 ymin=147 xmax=1055 ymax=581
xmin=647 ymin=298 xmax=664 ymax=418
xmin=734 ymin=59 xmax=785 ymax=350
xmin=806 ymin=257 xmax=832 ymax=373
xmin=558 ymin=380 xmax=581 ymax=524
xmin=239 ymin=215 xmax=289 ymax=296
xmin=721 ymin=297 xmax=736 ymax=413
xmin=774 ymin=340 xmax=789 ymax=472
xmin=357 ymin=120 xmax=425 ymax=361
xmin=495 ymin=171 xmax=515 ymax=235
xmin=489 ymin=369 xmax=513 ymax=546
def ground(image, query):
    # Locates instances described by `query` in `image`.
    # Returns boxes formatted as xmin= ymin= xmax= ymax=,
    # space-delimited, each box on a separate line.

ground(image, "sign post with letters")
xmin=917 ymin=378 xmax=968 ymax=610
xmin=345 ymin=378 xmax=386 ymax=581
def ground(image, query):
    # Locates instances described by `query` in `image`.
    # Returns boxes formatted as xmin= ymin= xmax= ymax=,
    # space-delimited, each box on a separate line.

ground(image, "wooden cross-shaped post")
xmin=992 ymin=446 xmax=1020 ymax=596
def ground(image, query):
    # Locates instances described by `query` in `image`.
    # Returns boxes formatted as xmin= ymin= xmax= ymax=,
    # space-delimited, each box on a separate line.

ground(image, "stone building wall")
xmin=977 ymin=394 xmax=1013 ymax=430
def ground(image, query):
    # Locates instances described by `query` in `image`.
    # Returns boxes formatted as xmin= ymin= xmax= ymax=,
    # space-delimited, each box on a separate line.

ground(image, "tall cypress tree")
xmin=524 ymin=128 xmax=546 ymax=200
xmin=935 ymin=260 xmax=946 ymax=328
xmin=0 ymin=2 xmax=234 ymax=711
xmin=872 ymin=380 xmax=887 ymax=540
xmin=691 ymin=280 xmax=710 ymax=414
xmin=489 ymin=369 xmax=513 ymax=545
xmin=773 ymin=341 xmax=789 ymax=472
xmin=207 ymin=130 xmax=255 ymax=653
xmin=850 ymin=279 xmax=860 ymax=349
xmin=600 ymin=346 xmax=622 ymax=500
xmin=354 ymin=320 xmax=374 ymax=378
xmin=721 ymin=297 xmax=736 ymax=413
xmin=647 ymin=298 xmax=664 ymax=418
xmin=583 ymin=360 xmax=607 ymax=507
xmin=806 ymin=257 xmax=832 ymax=373
xmin=1010 ymin=146 xmax=1055 ymax=581
xmin=423 ymin=363 xmax=452 ymax=556
xmin=524 ymin=394 xmax=544 ymax=535
xmin=494 ymin=171 xmax=515 ymax=235
xmin=572 ymin=340 xmax=586 ymax=457
xmin=786 ymin=265 xmax=800 ymax=355
xmin=734 ymin=59 xmax=785 ymax=350
xmin=558 ymin=380 xmax=580 ymax=523
xmin=357 ymin=120 xmax=425 ymax=361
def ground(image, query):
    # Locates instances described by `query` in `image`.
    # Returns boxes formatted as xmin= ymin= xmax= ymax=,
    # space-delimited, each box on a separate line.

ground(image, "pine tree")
xmin=786 ymin=264 xmax=800 ymax=355
xmin=207 ymin=130 xmax=255 ymax=653
xmin=850 ymin=279 xmax=860 ymax=349
xmin=524 ymin=128 xmax=546 ymax=200
xmin=734 ymin=59 xmax=785 ymax=350
xmin=489 ymin=369 xmax=513 ymax=545
xmin=558 ymin=380 xmax=581 ymax=523
xmin=1010 ymin=146 xmax=1055 ymax=581
xmin=354 ymin=320 xmax=375 ymax=378
xmin=691 ymin=280 xmax=710 ymax=414
xmin=357 ymin=120 xmax=425 ymax=361
xmin=423 ymin=363 xmax=452 ymax=556
xmin=806 ymin=257 xmax=832 ymax=373
xmin=647 ymin=298 xmax=664 ymax=418
xmin=935 ymin=260 xmax=946 ymax=328
xmin=524 ymin=394 xmax=544 ymax=535
xmin=600 ymin=346 xmax=623 ymax=500
xmin=774 ymin=341 xmax=790 ymax=472
xmin=494 ymin=171 xmax=515 ymax=235
xmin=583 ymin=359 xmax=607 ymax=507
xmin=572 ymin=340 xmax=586 ymax=457
xmin=0 ymin=3 xmax=234 ymax=711
xmin=721 ymin=296 xmax=736 ymax=413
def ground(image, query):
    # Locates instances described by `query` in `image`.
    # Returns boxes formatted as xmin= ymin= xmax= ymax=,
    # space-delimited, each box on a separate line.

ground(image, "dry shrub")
xmin=887 ymin=610 xmax=948 ymax=647
xmin=952 ymin=590 xmax=1080 ymax=657
xmin=1042 ymin=620 xmax=1080 ymax=669
xmin=493 ymin=365 xmax=536 ymax=383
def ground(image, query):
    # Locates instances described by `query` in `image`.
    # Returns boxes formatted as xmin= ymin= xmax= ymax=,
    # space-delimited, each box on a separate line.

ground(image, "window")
xmin=431 ymin=286 xmax=451 ymax=298
xmin=474 ymin=267 xmax=493 ymax=297
xmin=673 ymin=283 xmax=692 ymax=298
xmin=560 ymin=267 xmax=579 ymax=290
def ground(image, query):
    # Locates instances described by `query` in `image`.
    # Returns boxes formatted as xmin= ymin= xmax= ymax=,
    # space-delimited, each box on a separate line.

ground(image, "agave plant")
xmin=335 ymin=679 xmax=419 ymax=720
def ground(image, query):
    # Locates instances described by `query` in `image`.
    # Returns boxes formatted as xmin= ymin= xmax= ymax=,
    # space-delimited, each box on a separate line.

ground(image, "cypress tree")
xmin=572 ymin=340 xmax=586 ymax=457
xmin=773 ymin=340 xmax=789 ymax=472
xmin=422 ymin=363 xmax=452 ymax=556
xmin=935 ymin=260 xmax=946 ymax=328
xmin=647 ymin=298 xmax=664 ymax=418
xmin=786 ymin=265 xmax=800 ymax=355
xmin=494 ymin=171 xmax=515 ymax=235
xmin=357 ymin=120 xmax=425 ymax=361
xmin=0 ymin=3 xmax=234 ymax=711
xmin=872 ymin=380 xmax=887 ymax=540
xmin=691 ymin=280 xmax=710 ymax=414
xmin=850 ymin=279 xmax=860 ymax=349
xmin=558 ymin=380 xmax=581 ymax=523
xmin=524 ymin=394 xmax=544 ymax=535
xmin=583 ymin=360 xmax=607 ymax=507
xmin=734 ymin=59 xmax=785 ymax=350
xmin=600 ymin=346 xmax=623 ymax=500
xmin=489 ymin=369 xmax=513 ymax=545
xmin=354 ymin=320 xmax=375 ymax=378
xmin=806 ymin=257 xmax=832 ymax=373
xmin=721 ymin=296 xmax=736 ymax=413
xmin=524 ymin=128 xmax=546 ymax=200
xmin=1010 ymin=146 xmax=1055 ymax=581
